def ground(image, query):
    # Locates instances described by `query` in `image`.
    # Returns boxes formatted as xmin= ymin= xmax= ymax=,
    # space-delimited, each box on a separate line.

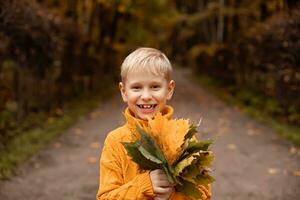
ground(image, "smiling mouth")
xmin=137 ymin=104 xmax=157 ymax=109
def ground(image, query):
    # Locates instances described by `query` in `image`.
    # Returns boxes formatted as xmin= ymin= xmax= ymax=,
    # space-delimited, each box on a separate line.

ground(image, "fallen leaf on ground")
xmin=227 ymin=144 xmax=236 ymax=150
xmin=246 ymin=128 xmax=260 ymax=136
xmin=196 ymin=94 xmax=203 ymax=102
xmin=87 ymin=157 xmax=98 ymax=164
xmin=219 ymin=127 xmax=229 ymax=134
xmin=53 ymin=142 xmax=61 ymax=148
xmin=268 ymin=168 xmax=278 ymax=175
xmin=90 ymin=142 xmax=100 ymax=149
xmin=292 ymin=170 xmax=300 ymax=177
xmin=34 ymin=163 xmax=40 ymax=169
xmin=271 ymin=136 xmax=279 ymax=140
xmin=289 ymin=146 xmax=298 ymax=155
xmin=74 ymin=128 xmax=83 ymax=135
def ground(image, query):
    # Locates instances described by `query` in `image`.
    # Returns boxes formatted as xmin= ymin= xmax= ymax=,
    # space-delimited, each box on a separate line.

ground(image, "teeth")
xmin=138 ymin=104 xmax=154 ymax=109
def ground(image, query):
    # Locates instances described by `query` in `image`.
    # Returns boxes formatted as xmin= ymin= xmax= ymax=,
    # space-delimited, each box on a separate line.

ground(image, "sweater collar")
xmin=124 ymin=105 xmax=174 ymax=129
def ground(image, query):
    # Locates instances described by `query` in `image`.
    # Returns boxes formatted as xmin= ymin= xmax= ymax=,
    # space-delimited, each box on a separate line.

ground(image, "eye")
xmin=151 ymin=85 xmax=161 ymax=89
xmin=131 ymin=86 xmax=141 ymax=90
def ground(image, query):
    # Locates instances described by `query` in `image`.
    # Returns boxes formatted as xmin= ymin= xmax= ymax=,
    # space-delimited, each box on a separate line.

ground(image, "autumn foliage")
xmin=0 ymin=0 xmax=299 ymax=148
xmin=171 ymin=0 xmax=300 ymax=126
xmin=0 ymin=0 xmax=175 ymax=147
xmin=122 ymin=113 xmax=214 ymax=199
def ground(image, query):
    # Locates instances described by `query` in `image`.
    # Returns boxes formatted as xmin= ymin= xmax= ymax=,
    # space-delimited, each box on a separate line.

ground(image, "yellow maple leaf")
xmin=148 ymin=113 xmax=190 ymax=165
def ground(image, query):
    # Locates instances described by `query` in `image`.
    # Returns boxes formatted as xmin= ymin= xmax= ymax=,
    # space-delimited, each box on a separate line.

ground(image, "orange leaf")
xmin=268 ymin=168 xmax=278 ymax=175
xmin=227 ymin=144 xmax=236 ymax=150
xmin=90 ymin=142 xmax=100 ymax=149
xmin=292 ymin=170 xmax=300 ymax=177
xmin=148 ymin=113 xmax=190 ymax=165
xmin=289 ymin=146 xmax=298 ymax=155
xmin=87 ymin=156 xmax=98 ymax=164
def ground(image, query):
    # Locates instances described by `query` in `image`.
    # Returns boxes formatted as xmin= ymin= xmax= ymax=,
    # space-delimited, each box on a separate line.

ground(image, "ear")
xmin=166 ymin=80 xmax=175 ymax=100
xmin=119 ymin=82 xmax=127 ymax=102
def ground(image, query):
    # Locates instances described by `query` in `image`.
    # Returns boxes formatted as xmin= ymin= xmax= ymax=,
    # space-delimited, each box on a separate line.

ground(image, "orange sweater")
xmin=97 ymin=106 xmax=211 ymax=200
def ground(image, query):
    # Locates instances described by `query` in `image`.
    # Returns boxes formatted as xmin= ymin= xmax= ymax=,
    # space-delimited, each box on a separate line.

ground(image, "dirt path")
xmin=1 ymin=68 xmax=300 ymax=200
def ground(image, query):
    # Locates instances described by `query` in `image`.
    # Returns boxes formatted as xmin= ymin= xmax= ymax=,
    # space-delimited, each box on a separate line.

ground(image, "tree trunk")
xmin=217 ymin=0 xmax=224 ymax=43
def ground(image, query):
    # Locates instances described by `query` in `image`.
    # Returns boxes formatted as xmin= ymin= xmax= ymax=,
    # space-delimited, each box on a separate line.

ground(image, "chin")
xmin=138 ymin=112 xmax=157 ymax=120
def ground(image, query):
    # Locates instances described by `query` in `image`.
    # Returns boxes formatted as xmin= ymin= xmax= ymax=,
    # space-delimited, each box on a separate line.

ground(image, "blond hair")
xmin=120 ymin=47 xmax=172 ymax=81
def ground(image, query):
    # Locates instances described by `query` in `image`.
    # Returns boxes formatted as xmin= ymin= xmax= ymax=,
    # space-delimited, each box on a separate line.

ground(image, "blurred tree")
xmin=0 ymin=0 xmax=179 ymax=147
xmin=170 ymin=0 xmax=299 ymax=126
xmin=0 ymin=0 xmax=298 ymax=148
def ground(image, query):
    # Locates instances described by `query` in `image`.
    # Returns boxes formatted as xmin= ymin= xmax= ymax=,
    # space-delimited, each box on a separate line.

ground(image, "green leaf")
xmin=175 ymin=180 xmax=204 ymax=200
xmin=174 ymin=153 xmax=197 ymax=176
xmin=122 ymin=142 xmax=161 ymax=170
xmin=184 ymin=124 xmax=198 ymax=140
xmin=135 ymin=126 xmax=178 ymax=184
xmin=176 ymin=140 xmax=213 ymax=164
xmin=181 ymin=162 xmax=214 ymax=186
xmin=186 ymin=140 xmax=213 ymax=153
xmin=136 ymin=125 xmax=167 ymax=163
xmin=137 ymin=144 xmax=163 ymax=164
xmin=194 ymin=173 xmax=215 ymax=185
xmin=181 ymin=164 xmax=201 ymax=184
xmin=197 ymin=151 xmax=214 ymax=167
xmin=162 ymin=164 xmax=177 ymax=184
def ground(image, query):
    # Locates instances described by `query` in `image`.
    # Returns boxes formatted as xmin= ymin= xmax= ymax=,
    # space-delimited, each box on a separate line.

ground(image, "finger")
xmin=153 ymin=169 xmax=163 ymax=173
xmin=156 ymin=172 xmax=170 ymax=182
xmin=156 ymin=179 xmax=171 ymax=187
xmin=151 ymin=169 xmax=165 ymax=178
xmin=153 ymin=186 xmax=172 ymax=194
xmin=154 ymin=196 xmax=166 ymax=200
xmin=154 ymin=193 xmax=171 ymax=200
xmin=154 ymin=169 xmax=165 ymax=176
xmin=157 ymin=169 xmax=165 ymax=174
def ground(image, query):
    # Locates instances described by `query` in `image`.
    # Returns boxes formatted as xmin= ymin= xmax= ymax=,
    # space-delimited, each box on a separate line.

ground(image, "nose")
xmin=141 ymin=89 xmax=152 ymax=101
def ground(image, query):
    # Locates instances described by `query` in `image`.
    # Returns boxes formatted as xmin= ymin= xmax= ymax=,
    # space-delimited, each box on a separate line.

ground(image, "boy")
xmin=97 ymin=47 xmax=211 ymax=200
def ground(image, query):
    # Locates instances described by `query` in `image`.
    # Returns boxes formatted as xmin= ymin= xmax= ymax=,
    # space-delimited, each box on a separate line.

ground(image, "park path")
xmin=0 ymin=68 xmax=300 ymax=200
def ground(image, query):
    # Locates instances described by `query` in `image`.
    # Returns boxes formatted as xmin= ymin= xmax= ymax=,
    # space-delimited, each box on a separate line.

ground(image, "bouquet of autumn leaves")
xmin=122 ymin=113 xmax=214 ymax=199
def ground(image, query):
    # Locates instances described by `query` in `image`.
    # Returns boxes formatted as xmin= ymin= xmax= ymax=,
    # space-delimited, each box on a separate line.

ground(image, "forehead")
xmin=125 ymin=69 xmax=167 ymax=84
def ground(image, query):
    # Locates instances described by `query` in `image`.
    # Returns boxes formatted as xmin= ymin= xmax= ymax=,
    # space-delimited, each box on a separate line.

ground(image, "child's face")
xmin=119 ymin=70 xmax=175 ymax=120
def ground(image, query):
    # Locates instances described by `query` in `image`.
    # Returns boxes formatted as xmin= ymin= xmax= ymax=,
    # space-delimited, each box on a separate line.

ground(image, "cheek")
xmin=153 ymin=90 xmax=168 ymax=100
xmin=126 ymin=92 xmax=140 ymax=102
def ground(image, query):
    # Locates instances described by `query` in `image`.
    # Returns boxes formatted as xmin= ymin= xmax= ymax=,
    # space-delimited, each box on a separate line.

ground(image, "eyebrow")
xmin=150 ymin=81 xmax=163 ymax=85
xmin=128 ymin=82 xmax=142 ymax=86
xmin=128 ymin=80 xmax=164 ymax=85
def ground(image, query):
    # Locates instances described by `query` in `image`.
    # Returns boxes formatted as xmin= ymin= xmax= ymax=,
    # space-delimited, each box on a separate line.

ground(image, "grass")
xmin=0 ymin=85 xmax=117 ymax=179
xmin=193 ymin=74 xmax=300 ymax=147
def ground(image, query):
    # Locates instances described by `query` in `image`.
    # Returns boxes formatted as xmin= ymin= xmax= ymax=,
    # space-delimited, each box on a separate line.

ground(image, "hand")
xmin=150 ymin=169 xmax=174 ymax=200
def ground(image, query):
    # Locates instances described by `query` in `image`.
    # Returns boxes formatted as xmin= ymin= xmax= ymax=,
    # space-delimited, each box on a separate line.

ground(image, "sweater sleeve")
xmin=96 ymin=133 xmax=154 ymax=200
